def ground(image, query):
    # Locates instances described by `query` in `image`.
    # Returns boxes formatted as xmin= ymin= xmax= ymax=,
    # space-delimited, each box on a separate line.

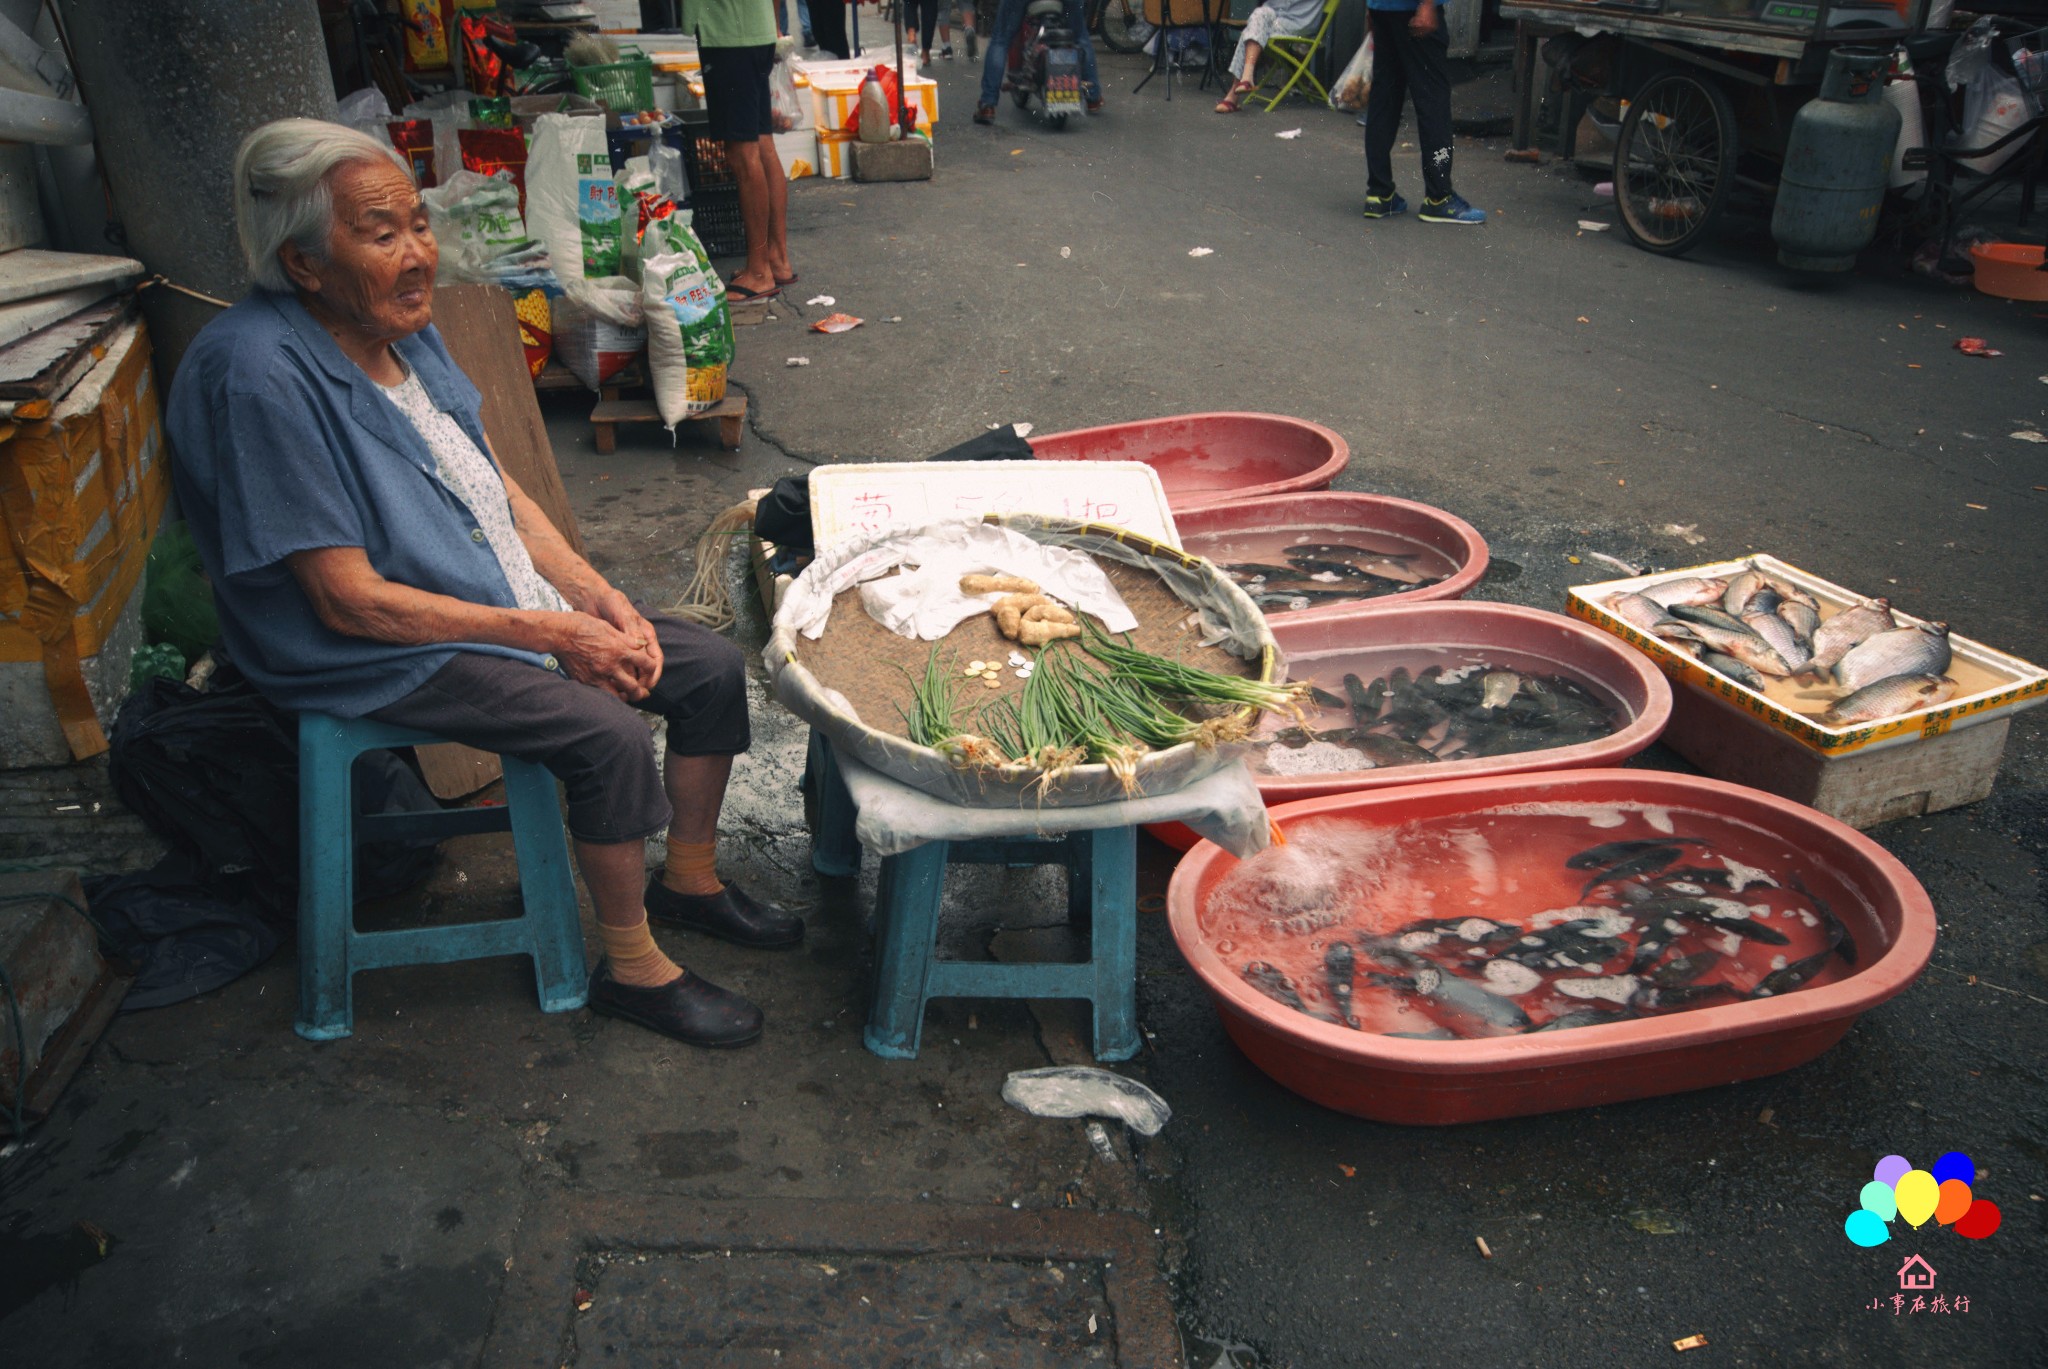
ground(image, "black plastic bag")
xmin=107 ymin=669 xmax=441 ymax=916
xmin=752 ymin=474 xmax=813 ymax=557
xmin=928 ymin=425 xmax=1035 ymax=463
xmin=83 ymin=851 xmax=280 ymax=1012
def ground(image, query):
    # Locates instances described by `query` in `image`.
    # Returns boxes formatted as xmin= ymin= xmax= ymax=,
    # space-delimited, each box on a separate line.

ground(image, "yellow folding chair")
xmin=1251 ymin=0 xmax=1341 ymax=111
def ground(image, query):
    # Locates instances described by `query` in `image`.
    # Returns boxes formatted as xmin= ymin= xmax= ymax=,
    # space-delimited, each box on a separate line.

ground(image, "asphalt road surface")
xmin=745 ymin=41 xmax=2048 ymax=1369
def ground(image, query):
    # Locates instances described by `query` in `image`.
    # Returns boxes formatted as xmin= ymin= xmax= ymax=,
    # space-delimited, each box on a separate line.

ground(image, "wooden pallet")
xmin=591 ymin=392 xmax=746 ymax=453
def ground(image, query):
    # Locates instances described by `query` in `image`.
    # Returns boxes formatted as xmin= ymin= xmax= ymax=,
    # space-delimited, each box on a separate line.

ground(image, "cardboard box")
xmin=0 ymin=319 xmax=165 ymax=763
xmin=1568 ymin=554 xmax=2047 ymax=827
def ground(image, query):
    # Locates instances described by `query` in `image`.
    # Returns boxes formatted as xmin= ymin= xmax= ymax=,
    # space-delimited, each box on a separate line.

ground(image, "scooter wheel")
xmin=1047 ymin=112 xmax=1068 ymax=131
xmin=1011 ymin=84 xmax=1032 ymax=110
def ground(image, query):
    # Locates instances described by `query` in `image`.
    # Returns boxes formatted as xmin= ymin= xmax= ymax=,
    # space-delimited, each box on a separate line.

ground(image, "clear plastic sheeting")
xmin=766 ymin=514 xmax=1288 ymax=810
xmin=1002 ymin=1065 xmax=1173 ymax=1136
xmin=829 ymin=743 xmax=1270 ymax=859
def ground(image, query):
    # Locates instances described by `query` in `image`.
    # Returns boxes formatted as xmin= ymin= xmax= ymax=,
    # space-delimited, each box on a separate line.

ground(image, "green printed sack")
xmin=640 ymin=215 xmax=734 ymax=425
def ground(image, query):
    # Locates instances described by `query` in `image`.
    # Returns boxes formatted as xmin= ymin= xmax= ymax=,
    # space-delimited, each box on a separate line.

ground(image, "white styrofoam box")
xmin=811 ymin=74 xmax=939 ymax=134
xmin=816 ymin=131 xmax=853 ymax=179
xmin=808 ymin=460 xmax=1181 ymax=552
xmin=774 ymin=129 xmax=819 ymax=180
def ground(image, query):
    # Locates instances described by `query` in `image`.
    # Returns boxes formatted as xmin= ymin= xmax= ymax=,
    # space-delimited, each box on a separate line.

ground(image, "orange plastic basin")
xmin=1174 ymin=491 xmax=1490 ymax=619
xmin=1147 ymin=602 xmax=1671 ymax=851
xmin=1969 ymin=242 xmax=2048 ymax=301
xmin=1166 ymin=770 xmax=1936 ymax=1124
xmin=1028 ymin=412 xmax=1349 ymax=512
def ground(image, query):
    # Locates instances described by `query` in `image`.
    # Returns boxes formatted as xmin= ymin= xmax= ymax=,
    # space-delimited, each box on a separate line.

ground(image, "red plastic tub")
xmin=1174 ymin=491 xmax=1489 ymax=618
xmin=1147 ymin=602 xmax=1673 ymax=850
xmin=1028 ymin=412 xmax=1348 ymax=512
xmin=1165 ymin=770 xmax=1936 ymax=1124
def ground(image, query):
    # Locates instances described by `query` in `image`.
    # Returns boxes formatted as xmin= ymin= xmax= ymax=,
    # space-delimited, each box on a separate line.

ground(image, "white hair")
xmin=233 ymin=118 xmax=412 ymax=294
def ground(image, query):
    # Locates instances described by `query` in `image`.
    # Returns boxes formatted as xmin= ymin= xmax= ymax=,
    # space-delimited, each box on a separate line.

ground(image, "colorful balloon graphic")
xmin=1931 ymin=1151 xmax=1975 ymax=1186
xmin=1873 ymin=1154 xmax=1912 ymax=1187
xmin=1954 ymin=1199 xmax=2002 ymax=1240
xmin=1844 ymin=1209 xmax=1891 ymax=1247
xmin=1935 ymin=1179 xmax=1974 ymax=1226
xmin=1894 ymin=1169 xmax=1940 ymax=1227
xmin=1858 ymin=1180 xmax=1898 ymax=1221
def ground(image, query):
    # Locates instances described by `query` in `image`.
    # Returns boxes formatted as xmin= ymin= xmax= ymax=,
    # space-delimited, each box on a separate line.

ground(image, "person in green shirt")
xmin=688 ymin=0 xmax=800 ymax=297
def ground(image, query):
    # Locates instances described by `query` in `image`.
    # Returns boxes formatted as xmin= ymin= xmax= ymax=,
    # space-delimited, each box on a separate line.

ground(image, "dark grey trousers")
xmin=369 ymin=610 xmax=748 ymax=845
xmin=1364 ymin=11 xmax=1455 ymax=202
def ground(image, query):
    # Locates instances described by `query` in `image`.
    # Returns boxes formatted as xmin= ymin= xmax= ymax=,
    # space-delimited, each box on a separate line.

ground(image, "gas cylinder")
xmin=1772 ymin=47 xmax=1903 ymax=271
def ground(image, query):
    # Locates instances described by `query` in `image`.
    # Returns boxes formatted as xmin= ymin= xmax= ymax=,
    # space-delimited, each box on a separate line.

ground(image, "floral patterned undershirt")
xmin=376 ymin=360 xmax=570 ymax=615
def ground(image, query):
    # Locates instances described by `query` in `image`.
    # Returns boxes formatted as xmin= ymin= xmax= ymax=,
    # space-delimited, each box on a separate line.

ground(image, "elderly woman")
xmin=1213 ymin=0 xmax=1327 ymax=112
xmin=165 ymin=119 xmax=799 ymax=1049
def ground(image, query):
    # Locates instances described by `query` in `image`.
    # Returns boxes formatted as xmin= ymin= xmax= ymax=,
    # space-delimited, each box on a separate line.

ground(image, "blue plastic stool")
xmin=295 ymin=712 xmax=588 ymax=1041
xmin=804 ymin=732 xmax=1141 ymax=1062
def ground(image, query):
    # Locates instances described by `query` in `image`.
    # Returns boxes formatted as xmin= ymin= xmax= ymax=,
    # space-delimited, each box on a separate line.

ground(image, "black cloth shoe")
xmin=587 ymin=962 xmax=763 ymax=1047
xmin=645 ymin=875 xmax=805 ymax=949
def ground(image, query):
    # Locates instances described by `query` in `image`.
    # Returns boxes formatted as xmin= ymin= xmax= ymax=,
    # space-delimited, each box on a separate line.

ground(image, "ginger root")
xmin=962 ymin=573 xmax=1039 ymax=596
xmin=1022 ymin=601 xmax=1076 ymax=626
xmin=993 ymin=592 xmax=1081 ymax=643
xmin=1017 ymin=619 xmax=1083 ymax=646
xmin=993 ymin=592 xmax=1043 ymax=638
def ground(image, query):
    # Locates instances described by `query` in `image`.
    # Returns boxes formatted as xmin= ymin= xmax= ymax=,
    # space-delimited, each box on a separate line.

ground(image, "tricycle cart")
xmin=1503 ymin=0 xmax=1934 ymax=254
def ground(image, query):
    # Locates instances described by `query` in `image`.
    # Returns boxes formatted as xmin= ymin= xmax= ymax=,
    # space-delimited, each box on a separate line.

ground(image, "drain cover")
xmin=574 ymin=1251 xmax=1115 ymax=1364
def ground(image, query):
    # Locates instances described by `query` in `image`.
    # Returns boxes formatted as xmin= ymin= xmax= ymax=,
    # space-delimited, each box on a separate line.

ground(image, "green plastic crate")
xmin=572 ymin=53 xmax=655 ymax=112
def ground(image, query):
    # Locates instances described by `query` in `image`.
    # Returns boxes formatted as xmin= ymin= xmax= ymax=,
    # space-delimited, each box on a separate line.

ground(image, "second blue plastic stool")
xmin=804 ymin=732 xmax=1141 ymax=1062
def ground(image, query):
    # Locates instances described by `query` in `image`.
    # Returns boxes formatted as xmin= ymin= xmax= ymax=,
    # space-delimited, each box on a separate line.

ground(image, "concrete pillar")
xmin=56 ymin=0 xmax=336 ymax=376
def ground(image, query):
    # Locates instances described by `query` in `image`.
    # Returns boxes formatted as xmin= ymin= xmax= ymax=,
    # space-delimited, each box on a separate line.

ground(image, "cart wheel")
xmin=1614 ymin=70 xmax=1739 ymax=257
xmin=1047 ymin=110 xmax=1069 ymax=131
xmin=1012 ymin=81 xmax=1034 ymax=110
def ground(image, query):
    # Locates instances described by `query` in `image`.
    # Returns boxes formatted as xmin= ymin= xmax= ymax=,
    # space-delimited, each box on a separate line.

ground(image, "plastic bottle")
xmin=857 ymin=73 xmax=896 ymax=144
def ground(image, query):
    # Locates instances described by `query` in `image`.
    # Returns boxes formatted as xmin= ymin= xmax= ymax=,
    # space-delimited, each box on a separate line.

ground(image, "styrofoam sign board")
xmin=809 ymin=460 xmax=1181 ymax=551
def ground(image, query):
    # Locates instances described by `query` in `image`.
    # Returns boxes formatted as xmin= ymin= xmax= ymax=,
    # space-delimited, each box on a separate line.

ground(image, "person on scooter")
xmin=971 ymin=0 xmax=1102 ymax=123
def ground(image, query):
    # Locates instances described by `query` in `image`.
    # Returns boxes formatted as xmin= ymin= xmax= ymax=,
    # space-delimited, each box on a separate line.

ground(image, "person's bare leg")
xmin=755 ymin=134 xmax=793 ymax=283
xmin=725 ymin=139 xmax=776 ymax=295
xmin=664 ymin=752 xmax=734 ymax=852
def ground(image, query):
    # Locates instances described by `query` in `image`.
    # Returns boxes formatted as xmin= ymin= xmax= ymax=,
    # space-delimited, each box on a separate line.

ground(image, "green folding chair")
xmin=1252 ymin=0 xmax=1341 ymax=111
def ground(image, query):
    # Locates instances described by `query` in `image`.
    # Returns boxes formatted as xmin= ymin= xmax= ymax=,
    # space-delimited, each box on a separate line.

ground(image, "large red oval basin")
xmin=1166 ymin=770 xmax=1937 ymax=1125
xmin=1148 ymin=602 xmax=1673 ymax=851
xmin=1028 ymin=412 xmax=1348 ymax=511
xmin=1174 ymin=491 xmax=1489 ymax=616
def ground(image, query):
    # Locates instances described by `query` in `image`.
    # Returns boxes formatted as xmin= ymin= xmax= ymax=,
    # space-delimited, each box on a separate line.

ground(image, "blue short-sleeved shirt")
xmin=165 ymin=290 xmax=558 ymax=717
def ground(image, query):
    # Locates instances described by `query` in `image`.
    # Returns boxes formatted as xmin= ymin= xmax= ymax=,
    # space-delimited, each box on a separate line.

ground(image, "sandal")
xmin=725 ymin=281 xmax=781 ymax=302
xmin=774 ymin=272 xmax=800 ymax=287
xmin=1214 ymin=80 xmax=1253 ymax=114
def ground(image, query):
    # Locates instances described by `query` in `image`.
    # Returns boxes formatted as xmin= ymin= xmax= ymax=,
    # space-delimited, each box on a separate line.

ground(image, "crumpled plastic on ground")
xmin=1002 ymin=1066 xmax=1173 ymax=1136
xmin=790 ymin=520 xmax=1138 ymax=641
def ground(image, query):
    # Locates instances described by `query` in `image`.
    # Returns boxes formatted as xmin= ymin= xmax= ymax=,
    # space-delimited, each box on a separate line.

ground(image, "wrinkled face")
xmin=288 ymin=158 xmax=437 ymax=342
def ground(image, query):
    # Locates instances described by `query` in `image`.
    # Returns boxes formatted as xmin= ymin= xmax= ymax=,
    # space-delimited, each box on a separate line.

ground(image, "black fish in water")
xmin=1283 ymin=556 xmax=1399 ymax=583
xmin=1645 ymin=950 xmax=1721 ymax=987
xmin=1634 ymin=895 xmax=1792 ymax=946
xmin=1243 ymin=961 xmax=1329 ymax=1020
xmin=1224 ymin=563 xmax=1313 ymax=581
xmin=1753 ymin=936 xmax=1844 ymax=997
xmin=1633 ymin=981 xmax=1744 ymax=1013
xmin=1309 ymin=684 xmax=1348 ymax=711
xmin=1628 ymin=915 xmax=1689 ymax=974
xmin=1567 ymin=838 xmax=1712 ymax=872
xmin=1529 ymin=1007 xmax=1635 ymax=1033
xmin=1789 ymin=875 xmax=1857 ymax=966
xmin=1287 ymin=543 xmax=1415 ymax=559
xmin=1342 ymin=672 xmax=1374 ymax=725
xmin=1251 ymin=589 xmax=1354 ymax=609
xmin=1500 ymin=919 xmax=1630 ymax=972
xmin=1325 ymin=943 xmax=1359 ymax=1028
xmin=1387 ymin=1027 xmax=1461 ymax=1039
xmin=1366 ymin=953 xmax=1532 ymax=1036
xmin=1354 ymin=733 xmax=1441 ymax=767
